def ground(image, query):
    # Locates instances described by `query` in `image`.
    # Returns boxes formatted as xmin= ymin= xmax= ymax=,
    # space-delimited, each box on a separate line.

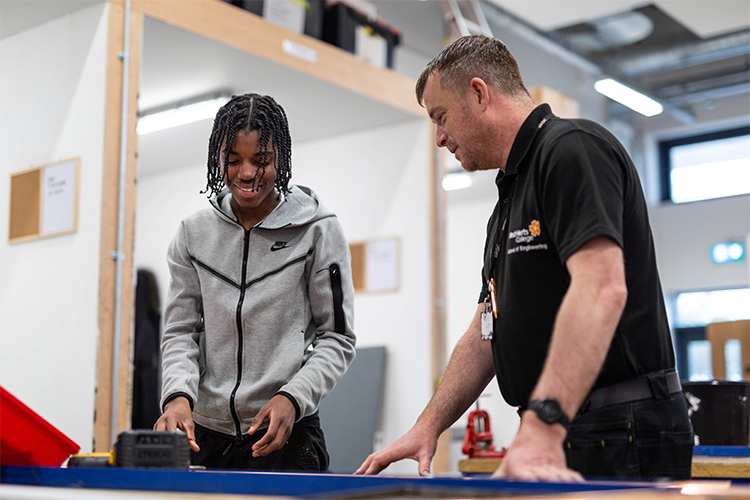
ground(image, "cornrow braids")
xmin=203 ymin=93 xmax=293 ymax=198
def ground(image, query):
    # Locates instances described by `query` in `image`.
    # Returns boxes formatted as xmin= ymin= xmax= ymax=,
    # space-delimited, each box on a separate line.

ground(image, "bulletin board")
xmin=8 ymin=158 xmax=80 ymax=244
xmin=349 ymin=237 xmax=400 ymax=293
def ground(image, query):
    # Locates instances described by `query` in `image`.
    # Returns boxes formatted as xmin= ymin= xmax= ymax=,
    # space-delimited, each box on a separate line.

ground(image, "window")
xmin=674 ymin=288 xmax=750 ymax=328
xmin=659 ymin=126 xmax=750 ymax=203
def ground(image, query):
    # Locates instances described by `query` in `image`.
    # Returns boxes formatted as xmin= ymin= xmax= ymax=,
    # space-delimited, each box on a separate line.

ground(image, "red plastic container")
xmin=0 ymin=385 xmax=80 ymax=466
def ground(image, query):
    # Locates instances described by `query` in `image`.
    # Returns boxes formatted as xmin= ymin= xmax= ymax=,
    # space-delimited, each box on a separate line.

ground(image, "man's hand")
xmin=493 ymin=411 xmax=583 ymax=482
xmin=153 ymin=397 xmax=200 ymax=452
xmin=248 ymin=395 xmax=296 ymax=458
xmin=355 ymin=425 xmax=438 ymax=476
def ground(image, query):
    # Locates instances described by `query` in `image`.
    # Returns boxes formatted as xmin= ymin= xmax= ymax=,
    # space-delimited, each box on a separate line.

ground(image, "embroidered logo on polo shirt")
xmin=509 ymin=220 xmax=541 ymax=243
xmin=507 ymin=219 xmax=548 ymax=255
xmin=529 ymin=220 xmax=541 ymax=237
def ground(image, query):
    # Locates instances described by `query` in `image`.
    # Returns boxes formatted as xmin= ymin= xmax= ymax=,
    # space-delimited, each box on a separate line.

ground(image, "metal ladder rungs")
xmin=463 ymin=19 xmax=485 ymax=35
xmin=441 ymin=0 xmax=493 ymax=39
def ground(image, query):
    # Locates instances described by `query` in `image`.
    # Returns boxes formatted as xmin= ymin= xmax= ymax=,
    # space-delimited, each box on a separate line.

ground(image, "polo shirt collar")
xmin=496 ymin=103 xmax=553 ymax=184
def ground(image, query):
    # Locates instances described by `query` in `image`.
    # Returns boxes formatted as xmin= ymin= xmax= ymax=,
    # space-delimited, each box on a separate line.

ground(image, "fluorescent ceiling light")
xmin=137 ymin=96 xmax=230 ymax=135
xmin=442 ymin=172 xmax=472 ymax=191
xmin=594 ymin=78 xmax=663 ymax=117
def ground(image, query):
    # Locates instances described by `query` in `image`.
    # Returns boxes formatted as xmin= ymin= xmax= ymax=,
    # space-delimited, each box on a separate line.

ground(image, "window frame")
xmin=659 ymin=125 xmax=750 ymax=203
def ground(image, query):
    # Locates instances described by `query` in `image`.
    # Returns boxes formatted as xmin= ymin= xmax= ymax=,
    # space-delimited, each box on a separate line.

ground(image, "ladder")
xmin=439 ymin=0 xmax=493 ymax=40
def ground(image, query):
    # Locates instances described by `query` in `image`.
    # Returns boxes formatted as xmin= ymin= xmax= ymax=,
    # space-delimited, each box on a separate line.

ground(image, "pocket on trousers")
xmin=659 ymin=429 xmax=693 ymax=480
xmin=305 ymin=422 xmax=330 ymax=472
xmin=565 ymin=418 xmax=638 ymax=479
xmin=291 ymin=430 xmax=325 ymax=471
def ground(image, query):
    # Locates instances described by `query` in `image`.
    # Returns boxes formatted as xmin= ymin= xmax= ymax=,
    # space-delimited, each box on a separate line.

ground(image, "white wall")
xmin=0 ymin=3 xmax=109 ymax=453
xmin=642 ymin=115 xmax=750 ymax=296
xmin=297 ymin=120 xmax=433 ymax=475
xmin=445 ymin=198 xmax=520 ymax=462
xmin=650 ymin=195 xmax=750 ymax=294
xmin=134 ymin=118 xmax=433 ymax=475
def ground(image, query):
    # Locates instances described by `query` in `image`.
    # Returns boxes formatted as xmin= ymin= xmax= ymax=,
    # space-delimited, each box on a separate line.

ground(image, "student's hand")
xmin=492 ymin=411 xmax=583 ymax=482
xmin=248 ymin=394 xmax=296 ymax=457
xmin=355 ymin=424 xmax=438 ymax=476
xmin=154 ymin=397 xmax=200 ymax=452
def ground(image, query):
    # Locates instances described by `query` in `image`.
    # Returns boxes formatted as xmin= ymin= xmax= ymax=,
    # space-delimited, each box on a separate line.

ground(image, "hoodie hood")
xmin=210 ymin=185 xmax=334 ymax=230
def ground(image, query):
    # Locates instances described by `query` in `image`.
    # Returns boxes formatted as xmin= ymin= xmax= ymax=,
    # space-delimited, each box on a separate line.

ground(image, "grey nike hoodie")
xmin=160 ymin=185 xmax=356 ymax=436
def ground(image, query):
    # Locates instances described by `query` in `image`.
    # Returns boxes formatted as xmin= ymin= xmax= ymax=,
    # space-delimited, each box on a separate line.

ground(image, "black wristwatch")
xmin=527 ymin=398 xmax=570 ymax=429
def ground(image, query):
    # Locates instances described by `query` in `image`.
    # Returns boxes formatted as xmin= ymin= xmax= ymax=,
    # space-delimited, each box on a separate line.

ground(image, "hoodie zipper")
xmin=226 ymin=227 xmax=251 ymax=451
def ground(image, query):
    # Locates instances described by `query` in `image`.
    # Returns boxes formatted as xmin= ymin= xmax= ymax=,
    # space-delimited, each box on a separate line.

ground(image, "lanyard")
xmin=486 ymin=180 xmax=516 ymax=318
xmin=485 ymin=112 xmax=555 ymax=317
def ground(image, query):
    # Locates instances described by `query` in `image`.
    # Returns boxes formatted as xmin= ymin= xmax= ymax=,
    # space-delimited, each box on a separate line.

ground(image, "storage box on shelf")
xmin=321 ymin=0 xmax=401 ymax=69
xmin=223 ymin=0 xmax=326 ymax=37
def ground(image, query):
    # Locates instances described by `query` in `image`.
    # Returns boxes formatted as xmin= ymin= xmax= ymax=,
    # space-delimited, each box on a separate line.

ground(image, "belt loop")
xmin=647 ymin=370 xmax=670 ymax=401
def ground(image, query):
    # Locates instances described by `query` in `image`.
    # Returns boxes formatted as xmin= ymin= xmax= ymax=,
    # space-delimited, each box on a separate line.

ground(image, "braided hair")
xmin=203 ymin=93 xmax=293 ymax=198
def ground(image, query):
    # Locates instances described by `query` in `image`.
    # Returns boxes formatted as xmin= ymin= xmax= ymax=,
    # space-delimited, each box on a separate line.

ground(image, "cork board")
xmin=349 ymin=242 xmax=366 ymax=292
xmin=8 ymin=158 xmax=79 ymax=243
xmin=9 ymin=170 xmax=41 ymax=241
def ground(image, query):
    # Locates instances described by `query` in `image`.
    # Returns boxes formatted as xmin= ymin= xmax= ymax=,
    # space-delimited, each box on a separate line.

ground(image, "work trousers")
xmin=191 ymin=412 xmax=330 ymax=471
xmin=564 ymin=376 xmax=694 ymax=480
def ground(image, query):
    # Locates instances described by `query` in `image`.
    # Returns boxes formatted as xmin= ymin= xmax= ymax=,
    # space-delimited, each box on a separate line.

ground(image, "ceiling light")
xmin=711 ymin=242 xmax=745 ymax=264
xmin=442 ymin=172 xmax=472 ymax=191
xmin=594 ymin=78 xmax=663 ymax=117
xmin=137 ymin=96 xmax=230 ymax=135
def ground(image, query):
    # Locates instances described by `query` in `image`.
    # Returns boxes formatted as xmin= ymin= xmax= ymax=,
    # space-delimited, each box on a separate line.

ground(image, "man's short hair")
xmin=416 ymin=35 xmax=530 ymax=106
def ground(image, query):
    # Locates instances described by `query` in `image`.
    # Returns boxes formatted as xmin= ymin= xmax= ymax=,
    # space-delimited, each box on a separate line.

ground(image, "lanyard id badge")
xmin=481 ymin=278 xmax=498 ymax=341
xmin=481 ymin=302 xmax=493 ymax=340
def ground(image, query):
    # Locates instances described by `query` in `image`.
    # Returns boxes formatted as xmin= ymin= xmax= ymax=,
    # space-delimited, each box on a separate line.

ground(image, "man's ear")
xmin=468 ymin=77 xmax=491 ymax=111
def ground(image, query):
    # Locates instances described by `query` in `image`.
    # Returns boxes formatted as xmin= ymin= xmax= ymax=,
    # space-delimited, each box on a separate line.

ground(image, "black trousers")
xmin=191 ymin=412 xmax=330 ymax=471
xmin=565 ymin=374 xmax=694 ymax=480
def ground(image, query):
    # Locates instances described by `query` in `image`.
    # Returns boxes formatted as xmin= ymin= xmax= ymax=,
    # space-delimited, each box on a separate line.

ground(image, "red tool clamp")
xmin=461 ymin=408 xmax=507 ymax=459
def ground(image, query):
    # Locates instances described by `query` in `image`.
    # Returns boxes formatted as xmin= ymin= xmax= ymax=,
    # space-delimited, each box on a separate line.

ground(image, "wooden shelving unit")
xmin=96 ymin=0 xmax=440 ymax=457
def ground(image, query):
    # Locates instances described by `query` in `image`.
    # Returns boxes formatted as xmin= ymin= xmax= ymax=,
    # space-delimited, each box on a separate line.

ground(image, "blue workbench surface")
xmin=694 ymin=446 xmax=750 ymax=457
xmin=1 ymin=465 xmax=657 ymax=499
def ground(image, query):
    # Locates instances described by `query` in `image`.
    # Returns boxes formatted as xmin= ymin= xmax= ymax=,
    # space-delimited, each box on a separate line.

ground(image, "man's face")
xmin=423 ymin=73 xmax=489 ymax=172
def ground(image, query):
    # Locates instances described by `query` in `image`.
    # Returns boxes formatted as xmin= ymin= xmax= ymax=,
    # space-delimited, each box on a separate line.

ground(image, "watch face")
xmin=539 ymin=399 xmax=563 ymax=422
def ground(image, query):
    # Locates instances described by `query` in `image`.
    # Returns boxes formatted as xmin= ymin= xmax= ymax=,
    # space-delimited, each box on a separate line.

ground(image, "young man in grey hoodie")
xmin=154 ymin=93 xmax=356 ymax=471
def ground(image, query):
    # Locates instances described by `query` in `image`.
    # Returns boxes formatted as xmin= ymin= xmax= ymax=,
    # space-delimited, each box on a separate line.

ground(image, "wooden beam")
xmin=428 ymin=121 xmax=452 ymax=473
xmin=124 ymin=0 xmax=423 ymax=116
xmin=94 ymin=1 xmax=143 ymax=452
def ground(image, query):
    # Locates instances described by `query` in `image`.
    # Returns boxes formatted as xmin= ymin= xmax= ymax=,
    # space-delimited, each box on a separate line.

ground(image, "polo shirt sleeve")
xmin=539 ymin=129 xmax=626 ymax=264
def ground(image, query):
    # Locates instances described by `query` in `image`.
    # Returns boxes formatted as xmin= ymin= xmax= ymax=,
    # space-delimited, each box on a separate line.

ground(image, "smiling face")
xmin=423 ymin=73 xmax=489 ymax=173
xmin=224 ymin=130 xmax=279 ymax=227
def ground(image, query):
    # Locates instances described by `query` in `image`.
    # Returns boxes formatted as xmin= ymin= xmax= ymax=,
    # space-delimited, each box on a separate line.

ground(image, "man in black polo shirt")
xmin=356 ymin=35 xmax=692 ymax=481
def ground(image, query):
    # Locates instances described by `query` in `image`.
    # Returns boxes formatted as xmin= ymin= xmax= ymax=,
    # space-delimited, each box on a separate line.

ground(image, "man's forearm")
xmin=530 ymin=237 xmax=628 ymax=419
xmin=415 ymin=303 xmax=496 ymax=436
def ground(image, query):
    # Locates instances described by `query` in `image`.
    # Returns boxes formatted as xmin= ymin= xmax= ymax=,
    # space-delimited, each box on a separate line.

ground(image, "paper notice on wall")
xmin=365 ymin=238 xmax=398 ymax=292
xmin=41 ymin=159 xmax=76 ymax=235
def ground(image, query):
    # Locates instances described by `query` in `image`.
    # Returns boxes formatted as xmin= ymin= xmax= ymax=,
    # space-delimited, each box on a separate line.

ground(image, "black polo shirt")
xmin=480 ymin=104 xmax=674 ymax=408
